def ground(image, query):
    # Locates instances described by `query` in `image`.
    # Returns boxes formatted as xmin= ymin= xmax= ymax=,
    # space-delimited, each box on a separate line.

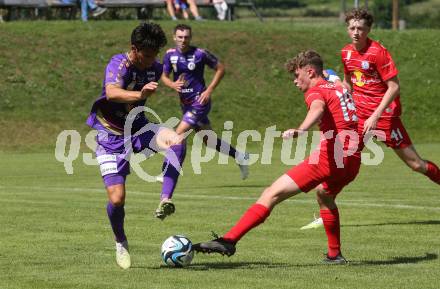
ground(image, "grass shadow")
xmin=130 ymin=254 xmax=438 ymax=270
xmin=136 ymin=261 xmax=321 ymax=270
xmin=350 ymin=253 xmax=438 ymax=266
xmin=186 ymin=261 xmax=294 ymax=270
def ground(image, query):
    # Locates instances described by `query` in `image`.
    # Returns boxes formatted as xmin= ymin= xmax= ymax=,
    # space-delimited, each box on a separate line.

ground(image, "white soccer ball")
xmin=161 ymin=235 xmax=194 ymax=267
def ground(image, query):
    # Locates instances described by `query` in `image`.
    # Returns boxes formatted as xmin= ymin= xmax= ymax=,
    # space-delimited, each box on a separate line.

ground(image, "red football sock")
xmin=223 ymin=203 xmax=271 ymax=243
xmin=320 ymin=209 xmax=341 ymax=258
xmin=425 ymin=161 xmax=440 ymax=185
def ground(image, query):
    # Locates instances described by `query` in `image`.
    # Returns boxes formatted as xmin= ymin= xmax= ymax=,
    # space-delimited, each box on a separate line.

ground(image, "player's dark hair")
xmin=285 ymin=50 xmax=323 ymax=76
xmin=131 ymin=22 xmax=167 ymax=51
xmin=345 ymin=8 xmax=374 ymax=27
xmin=174 ymin=24 xmax=192 ymax=35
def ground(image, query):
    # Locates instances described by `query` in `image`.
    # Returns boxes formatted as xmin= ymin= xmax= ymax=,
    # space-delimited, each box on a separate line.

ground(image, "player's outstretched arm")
xmin=106 ymin=84 xmax=149 ymax=103
xmin=282 ymin=100 xmax=325 ymax=139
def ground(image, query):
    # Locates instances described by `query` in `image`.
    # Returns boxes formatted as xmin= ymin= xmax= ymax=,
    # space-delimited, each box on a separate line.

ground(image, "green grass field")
xmin=1 ymin=19 xmax=439 ymax=289
xmin=1 ymin=143 xmax=439 ymax=289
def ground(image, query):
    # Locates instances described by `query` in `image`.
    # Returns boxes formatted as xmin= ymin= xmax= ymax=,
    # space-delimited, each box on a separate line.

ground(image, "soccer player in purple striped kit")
xmin=161 ymin=24 xmax=249 ymax=211
xmin=86 ymin=23 xmax=185 ymax=269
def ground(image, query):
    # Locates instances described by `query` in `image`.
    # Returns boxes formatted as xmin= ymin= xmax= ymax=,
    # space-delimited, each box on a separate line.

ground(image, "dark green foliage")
xmin=407 ymin=11 xmax=440 ymax=28
xmin=370 ymin=0 xmax=440 ymax=29
xmin=371 ymin=0 xmax=395 ymax=29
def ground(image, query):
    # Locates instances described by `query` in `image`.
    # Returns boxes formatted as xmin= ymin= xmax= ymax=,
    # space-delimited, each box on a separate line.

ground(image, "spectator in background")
xmin=165 ymin=0 xmax=178 ymax=20
xmin=211 ymin=0 xmax=228 ymax=20
xmin=173 ymin=0 xmax=190 ymax=20
xmin=166 ymin=0 xmax=202 ymax=20
xmin=186 ymin=0 xmax=203 ymax=20
xmin=62 ymin=0 xmax=107 ymax=21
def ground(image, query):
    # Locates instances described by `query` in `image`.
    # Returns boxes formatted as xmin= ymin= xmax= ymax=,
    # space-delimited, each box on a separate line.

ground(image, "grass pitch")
xmin=1 ymin=144 xmax=439 ymax=289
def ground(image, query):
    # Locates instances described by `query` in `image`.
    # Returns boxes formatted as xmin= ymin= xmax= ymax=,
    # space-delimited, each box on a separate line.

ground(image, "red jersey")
xmin=341 ymin=38 xmax=400 ymax=119
xmin=305 ymin=79 xmax=360 ymax=156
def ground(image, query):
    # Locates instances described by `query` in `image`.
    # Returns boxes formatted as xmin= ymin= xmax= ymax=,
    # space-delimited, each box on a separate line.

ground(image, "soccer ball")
xmin=161 ymin=235 xmax=194 ymax=267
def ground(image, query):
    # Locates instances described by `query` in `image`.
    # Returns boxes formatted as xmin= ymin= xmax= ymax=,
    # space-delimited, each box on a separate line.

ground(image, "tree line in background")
xmin=371 ymin=0 xmax=440 ymax=28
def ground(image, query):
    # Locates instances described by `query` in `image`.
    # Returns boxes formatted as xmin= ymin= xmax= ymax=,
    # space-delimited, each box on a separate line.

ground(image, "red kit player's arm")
xmin=372 ymin=76 xmax=400 ymax=118
xmin=362 ymin=76 xmax=400 ymax=134
xmin=298 ymin=100 xmax=326 ymax=131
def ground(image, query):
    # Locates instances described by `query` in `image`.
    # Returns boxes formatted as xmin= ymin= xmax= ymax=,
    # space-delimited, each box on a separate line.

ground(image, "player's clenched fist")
xmin=141 ymin=82 xmax=159 ymax=98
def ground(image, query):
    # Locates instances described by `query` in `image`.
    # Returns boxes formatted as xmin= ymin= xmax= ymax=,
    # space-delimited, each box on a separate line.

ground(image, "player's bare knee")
xmin=111 ymin=199 xmax=125 ymax=207
xmin=316 ymin=186 xmax=327 ymax=197
xmin=173 ymin=133 xmax=185 ymax=145
xmin=316 ymin=188 xmax=335 ymax=209
xmin=107 ymin=186 xmax=125 ymax=206
xmin=315 ymin=188 xmax=326 ymax=204
xmin=158 ymin=129 xmax=184 ymax=148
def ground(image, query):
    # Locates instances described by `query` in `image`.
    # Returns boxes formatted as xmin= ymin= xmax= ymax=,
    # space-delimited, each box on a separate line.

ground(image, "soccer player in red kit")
xmin=193 ymin=50 xmax=361 ymax=264
xmin=300 ymin=9 xmax=440 ymax=231
xmin=342 ymin=8 xmax=440 ymax=185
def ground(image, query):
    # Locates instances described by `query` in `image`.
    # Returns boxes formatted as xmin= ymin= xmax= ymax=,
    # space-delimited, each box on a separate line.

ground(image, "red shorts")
xmin=358 ymin=117 xmax=412 ymax=149
xmin=286 ymin=150 xmax=361 ymax=196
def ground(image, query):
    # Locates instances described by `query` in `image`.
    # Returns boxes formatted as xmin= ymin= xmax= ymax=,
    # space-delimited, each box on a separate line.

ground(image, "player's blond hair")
xmin=345 ymin=8 xmax=374 ymax=27
xmin=285 ymin=50 xmax=323 ymax=75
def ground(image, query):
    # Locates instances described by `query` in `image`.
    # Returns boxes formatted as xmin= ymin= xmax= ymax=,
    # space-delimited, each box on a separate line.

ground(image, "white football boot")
xmin=237 ymin=152 xmax=250 ymax=180
xmin=300 ymin=214 xmax=324 ymax=230
xmin=115 ymin=240 xmax=131 ymax=269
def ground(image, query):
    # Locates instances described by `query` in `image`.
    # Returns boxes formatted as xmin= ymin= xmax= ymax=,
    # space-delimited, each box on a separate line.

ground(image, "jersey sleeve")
xmin=104 ymin=57 xmax=128 ymax=88
xmin=162 ymin=52 xmax=172 ymax=75
xmin=305 ymin=90 xmax=325 ymax=109
xmin=202 ymin=49 xmax=219 ymax=69
xmin=375 ymin=47 xmax=398 ymax=81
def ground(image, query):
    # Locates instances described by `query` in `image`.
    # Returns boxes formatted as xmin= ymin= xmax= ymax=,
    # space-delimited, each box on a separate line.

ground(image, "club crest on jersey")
xmin=361 ymin=61 xmax=369 ymax=70
xmin=187 ymin=62 xmax=196 ymax=70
